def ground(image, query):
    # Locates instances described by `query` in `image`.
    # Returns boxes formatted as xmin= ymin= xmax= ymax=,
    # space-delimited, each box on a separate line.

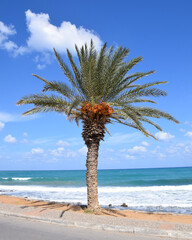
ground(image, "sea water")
xmin=0 ymin=167 xmax=192 ymax=214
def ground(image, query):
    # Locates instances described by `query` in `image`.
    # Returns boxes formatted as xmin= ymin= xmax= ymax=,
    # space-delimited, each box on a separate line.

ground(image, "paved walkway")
xmin=0 ymin=215 xmax=174 ymax=240
xmin=0 ymin=200 xmax=191 ymax=239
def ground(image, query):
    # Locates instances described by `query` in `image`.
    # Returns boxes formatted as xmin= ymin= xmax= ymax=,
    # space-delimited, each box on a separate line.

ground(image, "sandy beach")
xmin=0 ymin=195 xmax=191 ymax=224
xmin=0 ymin=194 xmax=192 ymax=239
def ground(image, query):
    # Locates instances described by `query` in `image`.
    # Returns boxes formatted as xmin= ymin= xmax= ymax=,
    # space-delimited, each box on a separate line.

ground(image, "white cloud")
xmin=0 ymin=21 xmax=16 ymax=35
xmin=34 ymin=52 xmax=52 ymax=68
xmin=56 ymin=140 xmax=69 ymax=146
xmin=151 ymin=146 xmax=160 ymax=154
xmin=105 ymin=132 xmax=141 ymax=146
xmin=0 ymin=111 xmax=36 ymax=123
xmin=184 ymin=145 xmax=192 ymax=154
xmin=4 ymin=134 xmax=17 ymax=143
xmin=157 ymin=153 xmax=165 ymax=158
xmin=165 ymin=143 xmax=185 ymax=155
xmin=37 ymin=64 xmax=46 ymax=70
xmin=0 ymin=112 xmax=38 ymax=123
xmin=0 ymin=21 xmax=18 ymax=52
xmin=176 ymin=143 xmax=185 ymax=147
xmin=66 ymin=151 xmax=77 ymax=158
xmin=49 ymin=147 xmax=64 ymax=157
xmin=33 ymin=136 xmax=56 ymax=145
xmin=78 ymin=146 xmax=88 ymax=156
xmin=155 ymin=131 xmax=174 ymax=141
xmin=151 ymin=146 xmax=166 ymax=158
xmin=0 ymin=10 xmax=102 ymax=68
xmin=179 ymin=128 xmax=186 ymax=132
xmin=21 ymin=139 xmax=28 ymax=144
xmin=125 ymin=154 xmax=135 ymax=160
xmin=0 ymin=112 xmax=20 ymax=122
xmin=128 ymin=146 xmax=147 ymax=153
xmin=0 ymin=22 xmax=27 ymax=56
xmin=21 ymin=132 xmax=29 ymax=143
xmin=184 ymin=121 xmax=192 ymax=127
xmin=28 ymin=146 xmax=77 ymax=160
xmin=31 ymin=148 xmax=44 ymax=154
xmin=3 ymin=41 xmax=18 ymax=51
xmin=142 ymin=141 xmax=149 ymax=146
xmin=185 ymin=131 xmax=192 ymax=138
xmin=0 ymin=121 xmax=5 ymax=131
xmin=166 ymin=146 xmax=178 ymax=154
xmin=25 ymin=10 xmax=102 ymax=54
xmin=49 ymin=147 xmax=77 ymax=158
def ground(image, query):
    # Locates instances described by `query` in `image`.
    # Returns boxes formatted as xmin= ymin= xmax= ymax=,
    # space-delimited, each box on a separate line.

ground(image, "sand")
xmin=0 ymin=195 xmax=191 ymax=224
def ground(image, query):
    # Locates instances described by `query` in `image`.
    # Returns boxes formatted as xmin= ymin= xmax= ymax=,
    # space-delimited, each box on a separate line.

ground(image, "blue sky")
xmin=0 ymin=0 xmax=192 ymax=170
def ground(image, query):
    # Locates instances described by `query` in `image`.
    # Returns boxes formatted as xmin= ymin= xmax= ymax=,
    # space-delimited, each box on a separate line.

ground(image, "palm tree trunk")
xmin=82 ymin=119 xmax=105 ymax=211
xmin=86 ymin=141 xmax=100 ymax=211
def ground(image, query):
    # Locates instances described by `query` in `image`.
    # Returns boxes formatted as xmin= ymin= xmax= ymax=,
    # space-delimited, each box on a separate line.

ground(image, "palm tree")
xmin=17 ymin=40 xmax=179 ymax=211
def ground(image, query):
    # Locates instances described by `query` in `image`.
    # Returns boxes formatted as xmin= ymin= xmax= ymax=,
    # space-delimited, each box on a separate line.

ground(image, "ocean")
xmin=0 ymin=167 xmax=192 ymax=214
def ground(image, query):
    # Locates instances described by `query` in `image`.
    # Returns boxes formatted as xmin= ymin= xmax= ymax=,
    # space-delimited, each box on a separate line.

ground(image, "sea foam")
xmin=0 ymin=177 xmax=32 ymax=181
xmin=0 ymin=184 xmax=191 ymax=213
xmin=12 ymin=178 xmax=32 ymax=181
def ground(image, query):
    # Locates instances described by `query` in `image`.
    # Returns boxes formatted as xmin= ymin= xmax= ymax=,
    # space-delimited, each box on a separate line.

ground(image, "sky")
xmin=0 ymin=0 xmax=192 ymax=170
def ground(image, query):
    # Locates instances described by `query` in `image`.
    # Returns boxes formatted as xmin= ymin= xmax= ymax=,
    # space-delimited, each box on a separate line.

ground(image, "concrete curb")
xmin=0 ymin=211 xmax=192 ymax=239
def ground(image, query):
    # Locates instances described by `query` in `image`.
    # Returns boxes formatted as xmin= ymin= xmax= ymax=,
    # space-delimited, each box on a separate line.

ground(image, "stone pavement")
xmin=0 ymin=200 xmax=191 ymax=239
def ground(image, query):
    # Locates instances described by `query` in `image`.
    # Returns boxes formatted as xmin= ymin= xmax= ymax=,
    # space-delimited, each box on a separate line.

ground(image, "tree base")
xmin=85 ymin=206 xmax=101 ymax=214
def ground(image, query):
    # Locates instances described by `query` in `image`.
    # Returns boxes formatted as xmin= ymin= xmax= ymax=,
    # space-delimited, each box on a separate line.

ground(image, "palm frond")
xmin=137 ymin=107 xmax=179 ymax=123
xmin=67 ymin=98 xmax=82 ymax=118
xmin=138 ymin=117 xmax=162 ymax=131
xmin=17 ymin=94 xmax=71 ymax=116
xmin=33 ymin=74 xmax=78 ymax=100
xmin=66 ymin=49 xmax=87 ymax=97
xmin=103 ymin=57 xmax=143 ymax=101
xmin=53 ymin=49 xmax=76 ymax=86
xmin=17 ymin=40 xmax=179 ymax=139
xmin=101 ymin=47 xmax=130 ymax=98
xmin=122 ymin=71 xmax=155 ymax=87
xmin=21 ymin=106 xmax=68 ymax=116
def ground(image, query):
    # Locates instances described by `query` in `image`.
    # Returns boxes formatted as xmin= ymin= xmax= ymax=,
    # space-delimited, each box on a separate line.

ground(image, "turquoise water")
xmin=0 ymin=167 xmax=191 ymax=186
xmin=0 ymin=167 xmax=192 ymax=214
